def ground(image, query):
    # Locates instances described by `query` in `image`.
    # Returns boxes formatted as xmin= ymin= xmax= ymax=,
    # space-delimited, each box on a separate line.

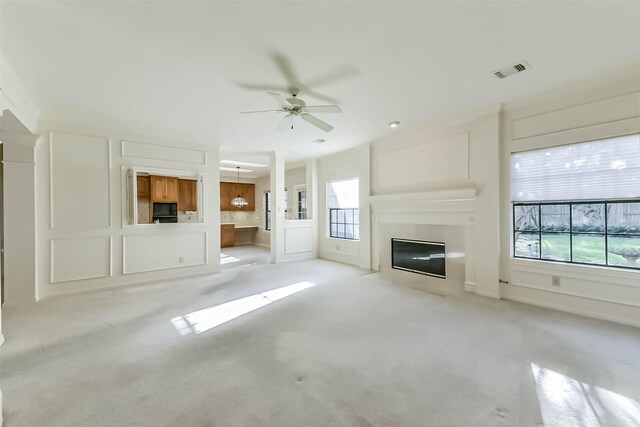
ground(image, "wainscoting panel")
xmin=51 ymin=237 xmax=112 ymax=283
xmin=285 ymin=226 xmax=313 ymax=254
xmin=376 ymin=133 xmax=468 ymax=191
xmin=510 ymin=261 xmax=640 ymax=309
xmin=123 ymin=232 xmax=207 ymax=274
xmin=512 ymin=92 xmax=640 ymax=141
xmin=50 ymin=132 xmax=111 ymax=229
xmin=121 ymin=140 xmax=207 ymax=165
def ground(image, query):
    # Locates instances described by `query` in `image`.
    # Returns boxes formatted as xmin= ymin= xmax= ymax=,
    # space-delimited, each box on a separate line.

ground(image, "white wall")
xmin=36 ymin=128 xmax=220 ymax=299
xmin=281 ymin=159 xmax=318 ymax=262
xmin=1 ymin=52 xmax=43 ymax=425
xmin=500 ymin=72 xmax=640 ymax=328
xmin=370 ymin=110 xmax=501 ymax=298
xmin=317 ymin=144 xmax=371 ymax=270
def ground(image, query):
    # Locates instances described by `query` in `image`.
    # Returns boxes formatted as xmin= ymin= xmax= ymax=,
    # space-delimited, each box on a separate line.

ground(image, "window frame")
xmin=265 ymin=192 xmax=271 ymax=231
xmin=125 ymin=167 xmax=205 ymax=227
xmin=513 ymin=199 xmax=640 ymax=271
xmin=326 ymin=177 xmax=360 ymax=241
xmin=297 ymin=189 xmax=307 ymax=220
xmin=329 ymin=208 xmax=359 ymax=240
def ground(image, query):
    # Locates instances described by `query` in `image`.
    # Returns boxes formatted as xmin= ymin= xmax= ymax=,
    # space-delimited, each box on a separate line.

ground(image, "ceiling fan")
xmin=240 ymin=88 xmax=341 ymax=132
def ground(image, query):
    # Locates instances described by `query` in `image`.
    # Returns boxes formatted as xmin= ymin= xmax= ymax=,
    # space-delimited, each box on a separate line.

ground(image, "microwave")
xmin=153 ymin=202 xmax=177 ymax=217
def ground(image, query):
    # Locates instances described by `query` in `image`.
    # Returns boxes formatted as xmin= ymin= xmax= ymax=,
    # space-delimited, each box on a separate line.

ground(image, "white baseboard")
xmin=475 ymin=287 xmax=501 ymax=300
xmin=464 ymin=281 xmax=477 ymax=293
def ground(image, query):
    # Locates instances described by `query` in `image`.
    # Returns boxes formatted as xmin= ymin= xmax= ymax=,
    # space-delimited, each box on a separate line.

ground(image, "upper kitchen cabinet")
xmin=178 ymin=179 xmax=198 ymax=212
xmin=220 ymin=182 xmax=255 ymax=211
xmin=150 ymin=175 xmax=178 ymax=202
xmin=137 ymin=175 xmax=150 ymax=198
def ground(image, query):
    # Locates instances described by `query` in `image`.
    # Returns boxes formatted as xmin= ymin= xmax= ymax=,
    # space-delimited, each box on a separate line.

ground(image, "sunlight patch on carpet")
xmin=172 ymin=281 xmax=315 ymax=335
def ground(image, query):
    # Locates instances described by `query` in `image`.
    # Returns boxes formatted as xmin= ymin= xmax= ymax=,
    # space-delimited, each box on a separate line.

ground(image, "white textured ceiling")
xmin=4 ymin=1 xmax=640 ymax=161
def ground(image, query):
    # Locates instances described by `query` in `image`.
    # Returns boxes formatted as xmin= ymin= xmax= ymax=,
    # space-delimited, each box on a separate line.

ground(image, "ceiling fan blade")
xmin=306 ymin=64 xmax=359 ymax=88
xmin=271 ymin=52 xmax=301 ymax=87
xmin=268 ymin=92 xmax=292 ymax=107
xmin=300 ymin=88 xmax=340 ymax=104
xmin=277 ymin=114 xmax=293 ymax=131
xmin=236 ymin=82 xmax=286 ymax=92
xmin=303 ymin=105 xmax=342 ymax=113
xmin=239 ymin=109 xmax=284 ymax=114
xmin=301 ymin=113 xmax=333 ymax=132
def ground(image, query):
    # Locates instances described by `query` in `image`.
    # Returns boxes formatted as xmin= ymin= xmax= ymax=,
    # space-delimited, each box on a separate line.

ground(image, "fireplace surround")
xmin=370 ymin=188 xmax=481 ymax=294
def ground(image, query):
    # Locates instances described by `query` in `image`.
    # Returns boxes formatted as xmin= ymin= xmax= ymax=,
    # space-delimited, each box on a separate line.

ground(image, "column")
xmin=269 ymin=152 xmax=285 ymax=263
xmin=1 ymin=126 xmax=38 ymax=304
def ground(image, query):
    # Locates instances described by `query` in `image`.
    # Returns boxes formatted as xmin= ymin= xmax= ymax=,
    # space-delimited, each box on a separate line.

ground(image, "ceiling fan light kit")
xmin=230 ymin=167 xmax=249 ymax=208
xmin=240 ymin=88 xmax=342 ymax=133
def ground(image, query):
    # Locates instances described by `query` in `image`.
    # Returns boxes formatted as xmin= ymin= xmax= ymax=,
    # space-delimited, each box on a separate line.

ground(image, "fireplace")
xmin=370 ymin=188 xmax=478 ymax=293
xmin=391 ymin=238 xmax=446 ymax=279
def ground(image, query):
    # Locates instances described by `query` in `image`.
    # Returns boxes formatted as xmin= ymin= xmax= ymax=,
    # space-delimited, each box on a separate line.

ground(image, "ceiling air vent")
xmin=493 ymin=61 xmax=530 ymax=79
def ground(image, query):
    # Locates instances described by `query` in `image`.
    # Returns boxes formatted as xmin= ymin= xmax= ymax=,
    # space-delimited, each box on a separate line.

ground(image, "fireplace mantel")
xmin=369 ymin=187 xmax=476 ymax=226
xmin=369 ymin=186 xmax=483 ymax=296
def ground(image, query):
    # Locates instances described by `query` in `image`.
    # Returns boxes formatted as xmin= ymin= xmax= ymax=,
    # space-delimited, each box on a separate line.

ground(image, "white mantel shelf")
xmin=369 ymin=187 xmax=477 ymax=226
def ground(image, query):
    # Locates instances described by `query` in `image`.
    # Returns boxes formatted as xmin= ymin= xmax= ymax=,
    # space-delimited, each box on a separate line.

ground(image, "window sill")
xmin=326 ymin=237 xmax=360 ymax=243
xmin=125 ymin=222 xmax=205 ymax=229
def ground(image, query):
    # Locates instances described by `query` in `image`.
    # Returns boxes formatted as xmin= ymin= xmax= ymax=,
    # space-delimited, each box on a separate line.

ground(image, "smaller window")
xmin=327 ymin=178 xmax=359 ymax=240
xmin=298 ymin=190 xmax=307 ymax=219
xmin=329 ymin=208 xmax=359 ymax=239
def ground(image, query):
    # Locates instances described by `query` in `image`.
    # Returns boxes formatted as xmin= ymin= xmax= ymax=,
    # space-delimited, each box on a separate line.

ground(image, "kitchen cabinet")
xmin=150 ymin=175 xmax=178 ymax=202
xmin=221 ymin=224 xmax=235 ymax=248
xmin=137 ymin=175 xmax=150 ymax=198
xmin=220 ymin=182 xmax=255 ymax=211
xmin=178 ymin=179 xmax=197 ymax=211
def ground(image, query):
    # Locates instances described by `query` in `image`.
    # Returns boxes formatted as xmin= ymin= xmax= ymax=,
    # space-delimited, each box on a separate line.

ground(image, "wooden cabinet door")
xmin=230 ymin=183 xmax=243 ymax=208
xmin=220 ymin=182 xmax=255 ymax=211
xmin=221 ymin=224 xmax=235 ymax=248
xmin=137 ymin=175 xmax=150 ymax=198
xmin=150 ymin=176 xmax=179 ymax=202
xmin=164 ymin=177 xmax=178 ymax=202
xmin=220 ymin=182 xmax=232 ymax=211
xmin=242 ymin=183 xmax=255 ymax=210
xmin=150 ymin=176 xmax=166 ymax=201
xmin=178 ymin=179 xmax=197 ymax=211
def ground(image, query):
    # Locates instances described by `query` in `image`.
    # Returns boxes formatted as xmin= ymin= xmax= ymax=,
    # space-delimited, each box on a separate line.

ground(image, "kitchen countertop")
xmin=220 ymin=223 xmax=258 ymax=229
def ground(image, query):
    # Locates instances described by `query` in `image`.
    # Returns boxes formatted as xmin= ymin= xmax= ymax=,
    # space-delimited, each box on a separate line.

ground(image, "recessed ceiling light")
xmin=220 ymin=160 xmax=268 ymax=168
xmin=389 ymin=121 xmax=400 ymax=128
xmin=220 ymin=166 xmax=252 ymax=173
xmin=311 ymin=138 xmax=325 ymax=144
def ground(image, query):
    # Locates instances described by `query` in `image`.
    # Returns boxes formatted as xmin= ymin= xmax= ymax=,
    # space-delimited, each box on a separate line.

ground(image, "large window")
xmin=514 ymin=201 xmax=640 ymax=269
xmin=327 ymin=178 xmax=359 ymax=240
xmin=512 ymin=134 xmax=640 ymax=270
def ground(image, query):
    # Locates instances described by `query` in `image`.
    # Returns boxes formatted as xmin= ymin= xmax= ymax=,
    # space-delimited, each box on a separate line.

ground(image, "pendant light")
xmin=230 ymin=166 xmax=249 ymax=208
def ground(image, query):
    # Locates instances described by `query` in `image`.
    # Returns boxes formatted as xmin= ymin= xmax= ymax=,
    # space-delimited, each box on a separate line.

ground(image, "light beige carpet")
xmin=2 ymin=253 xmax=640 ymax=426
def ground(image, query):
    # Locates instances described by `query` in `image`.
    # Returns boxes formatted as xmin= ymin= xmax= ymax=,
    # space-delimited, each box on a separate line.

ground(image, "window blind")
xmin=511 ymin=134 xmax=640 ymax=202
xmin=327 ymin=178 xmax=359 ymax=208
